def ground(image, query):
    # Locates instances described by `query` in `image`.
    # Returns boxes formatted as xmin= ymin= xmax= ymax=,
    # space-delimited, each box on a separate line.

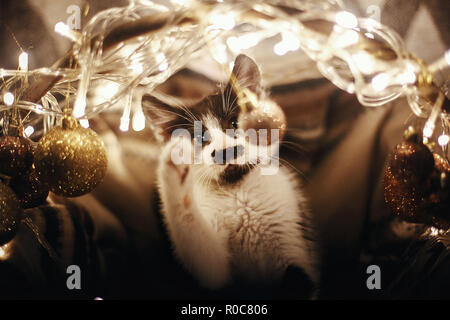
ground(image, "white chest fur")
xmin=195 ymin=167 xmax=316 ymax=283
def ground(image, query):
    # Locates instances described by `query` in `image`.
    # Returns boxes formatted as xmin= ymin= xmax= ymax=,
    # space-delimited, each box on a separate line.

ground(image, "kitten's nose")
xmin=212 ymin=145 xmax=244 ymax=164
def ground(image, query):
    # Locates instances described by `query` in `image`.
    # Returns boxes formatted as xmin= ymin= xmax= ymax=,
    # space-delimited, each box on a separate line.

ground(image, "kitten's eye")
xmin=202 ymin=131 xmax=210 ymax=143
xmin=231 ymin=120 xmax=238 ymax=129
xmin=195 ymin=131 xmax=210 ymax=144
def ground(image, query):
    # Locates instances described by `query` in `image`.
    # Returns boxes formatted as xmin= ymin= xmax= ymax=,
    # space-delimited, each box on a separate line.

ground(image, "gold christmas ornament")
xmin=10 ymin=167 xmax=49 ymax=209
xmin=384 ymin=129 xmax=450 ymax=229
xmin=387 ymin=132 xmax=434 ymax=184
xmin=34 ymin=116 xmax=108 ymax=197
xmin=0 ymin=134 xmax=34 ymax=178
xmin=0 ymin=182 xmax=22 ymax=246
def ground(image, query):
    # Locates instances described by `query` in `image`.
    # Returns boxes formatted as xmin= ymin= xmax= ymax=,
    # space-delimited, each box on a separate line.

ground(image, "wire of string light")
xmin=0 ymin=0 xmax=448 ymax=157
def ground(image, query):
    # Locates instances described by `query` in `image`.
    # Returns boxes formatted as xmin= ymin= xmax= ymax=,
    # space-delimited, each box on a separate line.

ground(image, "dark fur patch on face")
xmin=219 ymin=164 xmax=253 ymax=184
xmin=196 ymin=92 xmax=240 ymax=130
xmin=143 ymin=54 xmax=262 ymax=141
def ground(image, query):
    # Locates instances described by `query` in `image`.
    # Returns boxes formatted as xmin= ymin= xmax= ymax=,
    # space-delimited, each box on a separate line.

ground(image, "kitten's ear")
xmin=226 ymin=54 xmax=262 ymax=97
xmin=142 ymin=93 xmax=188 ymax=142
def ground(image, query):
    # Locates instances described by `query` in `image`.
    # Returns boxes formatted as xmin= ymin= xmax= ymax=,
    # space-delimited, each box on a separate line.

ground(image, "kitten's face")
xmin=144 ymin=54 xmax=286 ymax=184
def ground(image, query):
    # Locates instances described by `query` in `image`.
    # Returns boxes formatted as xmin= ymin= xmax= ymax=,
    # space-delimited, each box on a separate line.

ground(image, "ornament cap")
xmin=403 ymin=126 xmax=420 ymax=143
xmin=62 ymin=115 xmax=79 ymax=130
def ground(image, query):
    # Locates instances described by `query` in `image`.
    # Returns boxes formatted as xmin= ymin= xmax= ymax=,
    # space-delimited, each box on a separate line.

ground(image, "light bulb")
xmin=210 ymin=12 xmax=235 ymax=30
xmin=80 ymin=119 xmax=90 ymax=128
xmin=438 ymin=134 xmax=449 ymax=146
xmin=120 ymin=116 xmax=130 ymax=132
xmin=3 ymin=92 xmax=14 ymax=106
xmin=18 ymin=52 xmax=28 ymax=71
xmin=335 ymin=11 xmax=358 ymax=29
xmin=352 ymin=52 xmax=375 ymax=74
xmin=132 ymin=111 xmax=146 ymax=131
xmin=24 ymin=126 xmax=34 ymax=137
xmin=371 ymin=73 xmax=390 ymax=92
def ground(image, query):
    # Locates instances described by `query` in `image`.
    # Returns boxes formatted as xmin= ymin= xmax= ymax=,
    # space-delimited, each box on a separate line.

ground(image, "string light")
xmin=396 ymin=65 xmax=417 ymax=85
xmin=273 ymin=32 xmax=300 ymax=56
xmin=423 ymin=125 xmax=434 ymax=139
xmin=131 ymin=61 xmax=144 ymax=75
xmin=120 ymin=91 xmax=133 ymax=132
xmin=438 ymin=134 xmax=449 ymax=147
xmin=227 ymin=33 xmax=262 ymax=52
xmin=332 ymin=28 xmax=359 ymax=48
xmin=24 ymin=125 xmax=35 ymax=137
xmin=18 ymin=52 xmax=28 ymax=71
xmin=429 ymin=227 xmax=439 ymax=236
xmin=132 ymin=109 xmax=146 ymax=131
xmin=371 ymin=73 xmax=390 ymax=92
xmin=54 ymin=22 xmax=81 ymax=42
xmin=0 ymin=243 xmax=10 ymax=260
xmin=335 ymin=11 xmax=358 ymax=29
xmin=156 ymin=53 xmax=168 ymax=72
xmin=35 ymin=104 xmax=44 ymax=114
xmin=423 ymin=94 xmax=444 ymax=139
xmin=73 ymin=95 xmax=87 ymax=118
xmin=3 ymin=92 xmax=14 ymax=106
xmin=96 ymin=82 xmax=120 ymax=102
xmin=352 ymin=52 xmax=375 ymax=74
xmin=80 ymin=119 xmax=90 ymax=128
xmin=120 ymin=116 xmax=130 ymax=132
xmin=170 ymin=0 xmax=191 ymax=6
xmin=210 ymin=12 xmax=235 ymax=30
xmin=0 ymin=0 xmax=446 ymax=157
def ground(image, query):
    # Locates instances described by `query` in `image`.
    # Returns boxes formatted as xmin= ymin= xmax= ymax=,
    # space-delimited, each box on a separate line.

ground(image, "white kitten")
xmin=143 ymin=55 xmax=319 ymax=296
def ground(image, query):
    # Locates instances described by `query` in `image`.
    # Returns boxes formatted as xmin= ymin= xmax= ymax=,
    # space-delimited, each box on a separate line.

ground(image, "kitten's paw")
xmin=160 ymin=137 xmax=191 ymax=186
xmin=162 ymin=158 xmax=190 ymax=188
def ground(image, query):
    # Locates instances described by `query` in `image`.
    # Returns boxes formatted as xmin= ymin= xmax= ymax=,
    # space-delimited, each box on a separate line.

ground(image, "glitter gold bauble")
xmin=0 ymin=182 xmax=22 ymax=246
xmin=0 ymin=135 xmax=33 ymax=178
xmin=34 ymin=116 xmax=108 ymax=197
xmin=384 ymin=165 xmax=425 ymax=224
xmin=388 ymin=139 xmax=434 ymax=185
xmin=384 ymin=141 xmax=450 ymax=229
xmin=10 ymin=167 xmax=49 ymax=209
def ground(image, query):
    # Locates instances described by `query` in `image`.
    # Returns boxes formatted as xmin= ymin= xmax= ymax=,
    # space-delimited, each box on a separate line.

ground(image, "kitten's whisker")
xmin=150 ymin=106 xmax=194 ymax=124
xmin=268 ymin=154 xmax=307 ymax=179
xmin=178 ymin=102 xmax=199 ymax=122
xmin=280 ymin=140 xmax=308 ymax=153
xmin=227 ymin=94 xmax=239 ymax=116
xmin=164 ymin=123 xmax=194 ymax=131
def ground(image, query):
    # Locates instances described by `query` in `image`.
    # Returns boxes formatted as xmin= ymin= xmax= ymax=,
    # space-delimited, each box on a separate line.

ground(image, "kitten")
xmin=143 ymin=55 xmax=318 ymax=295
